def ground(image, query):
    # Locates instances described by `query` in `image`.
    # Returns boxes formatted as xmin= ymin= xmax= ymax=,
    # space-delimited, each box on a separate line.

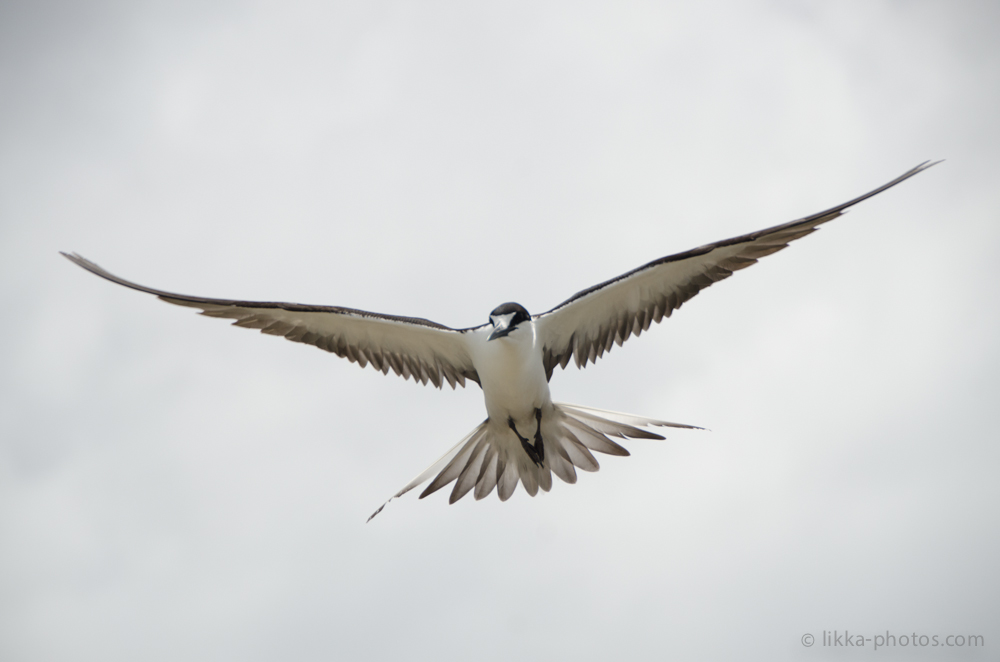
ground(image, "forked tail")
xmin=367 ymin=404 xmax=701 ymax=521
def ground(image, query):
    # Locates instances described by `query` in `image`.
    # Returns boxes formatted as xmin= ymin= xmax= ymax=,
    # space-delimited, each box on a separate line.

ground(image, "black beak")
xmin=488 ymin=324 xmax=512 ymax=341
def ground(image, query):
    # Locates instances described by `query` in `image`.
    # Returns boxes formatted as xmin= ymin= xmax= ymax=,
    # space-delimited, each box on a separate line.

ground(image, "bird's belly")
xmin=475 ymin=343 xmax=551 ymax=422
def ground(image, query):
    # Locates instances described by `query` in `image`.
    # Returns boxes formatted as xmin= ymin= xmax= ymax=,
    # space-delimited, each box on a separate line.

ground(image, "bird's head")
xmin=488 ymin=302 xmax=530 ymax=341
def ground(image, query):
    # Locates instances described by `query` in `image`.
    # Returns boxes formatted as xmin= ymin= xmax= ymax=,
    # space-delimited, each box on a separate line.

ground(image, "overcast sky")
xmin=2 ymin=1 xmax=998 ymax=660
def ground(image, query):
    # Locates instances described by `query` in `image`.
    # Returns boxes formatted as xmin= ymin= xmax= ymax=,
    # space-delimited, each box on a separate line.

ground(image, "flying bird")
xmin=63 ymin=162 xmax=936 ymax=520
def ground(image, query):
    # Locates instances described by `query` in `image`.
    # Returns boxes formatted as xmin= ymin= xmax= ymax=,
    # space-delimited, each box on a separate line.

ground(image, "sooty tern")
xmin=63 ymin=162 xmax=936 ymax=520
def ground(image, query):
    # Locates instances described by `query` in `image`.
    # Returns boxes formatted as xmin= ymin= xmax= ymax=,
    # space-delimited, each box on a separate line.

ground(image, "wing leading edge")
xmin=534 ymin=162 xmax=939 ymax=378
xmin=61 ymin=252 xmax=481 ymax=388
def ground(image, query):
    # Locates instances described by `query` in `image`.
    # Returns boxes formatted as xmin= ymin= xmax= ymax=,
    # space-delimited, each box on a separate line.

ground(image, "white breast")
xmin=466 ymin=322 xmax=552 ymax=422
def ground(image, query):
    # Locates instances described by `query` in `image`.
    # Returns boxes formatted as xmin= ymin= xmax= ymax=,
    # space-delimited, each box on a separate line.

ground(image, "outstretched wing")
xmin=534 ymin=162 xmax=938 ymax=378
xmin=62 ymin=253 xmax=481 ymax=388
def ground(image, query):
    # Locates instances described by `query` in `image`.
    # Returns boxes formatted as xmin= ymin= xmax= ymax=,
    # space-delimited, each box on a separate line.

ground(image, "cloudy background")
xmin=2 ymin=1 xmax=998 ymax=660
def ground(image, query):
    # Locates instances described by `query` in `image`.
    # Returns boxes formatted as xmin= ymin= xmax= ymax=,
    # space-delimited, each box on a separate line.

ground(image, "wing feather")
xmin=535 ymin=162 xmax=938 ymax=377
xmin=62 ymin=253 xmax=480 ymax=388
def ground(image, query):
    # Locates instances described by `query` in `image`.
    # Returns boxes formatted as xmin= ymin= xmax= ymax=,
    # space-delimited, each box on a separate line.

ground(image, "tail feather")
xmin=571 ymin=413 xmax=663 ymax=440
xmin=474 ymin=450 xmax=500 ymax=500
xmin=537 ymin=463 xmax=553 ymax=492
xmin=557 ymin=403 xmax=703 ymax=432
xmin=365 ymin=421 xmax=487 ymax=522
xmin=419 ymin=425 xmax=485 ymax=499
xmin=520 ymin=459 xmax=539 ymax=496
xmin=367 ymin=403 xmax=701 ymax=521
xmin=450 ymin=437 xmax=489 ymax=504
xmin=549 ymin=447 xmax=577 ymax=485
xmin=561 ymin=430 xmax=601 ymax=472
xmin=498 ymin=461 xmax=518 ymax=501
xmin=564 ymin=418 xmax=631 ymax=456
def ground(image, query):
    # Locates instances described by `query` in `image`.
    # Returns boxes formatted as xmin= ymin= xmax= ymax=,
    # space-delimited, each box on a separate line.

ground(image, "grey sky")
xmin=2 ymin=1 xmax=998 ymax=660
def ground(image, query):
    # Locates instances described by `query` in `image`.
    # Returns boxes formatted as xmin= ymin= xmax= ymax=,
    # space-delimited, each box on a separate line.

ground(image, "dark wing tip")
xmin=366 ymin=504 xmax=386 ymax=523
xmin=61 ymin=251 xmax=96 ymax=271
xmin=62 ymin=251 xmax=137 ymax=289
xmin=61 ymin=251 xmax=200 ymax=300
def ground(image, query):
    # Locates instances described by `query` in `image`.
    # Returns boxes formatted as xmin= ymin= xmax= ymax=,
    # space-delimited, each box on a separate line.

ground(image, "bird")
xmin=63 ymin=162 xmax=936 ymax=520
